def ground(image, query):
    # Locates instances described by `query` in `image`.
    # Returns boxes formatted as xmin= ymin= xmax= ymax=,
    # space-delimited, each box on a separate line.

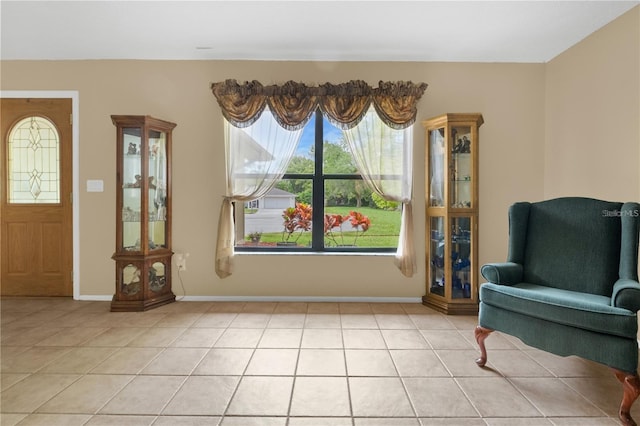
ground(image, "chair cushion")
xmin=480 ymin=282 xmax=638 ymax=339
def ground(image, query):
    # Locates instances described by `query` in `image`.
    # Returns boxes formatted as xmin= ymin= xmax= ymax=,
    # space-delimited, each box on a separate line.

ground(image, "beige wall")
xmin=1 ymin=6 xmax=636 ymax=299
xmin=545 ymin=6 xmax=640 ymax=201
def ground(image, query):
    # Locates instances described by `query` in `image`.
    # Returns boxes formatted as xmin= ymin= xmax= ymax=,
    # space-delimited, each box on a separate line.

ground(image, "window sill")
xmin=234 ymin=250 xmax=395 ymax=257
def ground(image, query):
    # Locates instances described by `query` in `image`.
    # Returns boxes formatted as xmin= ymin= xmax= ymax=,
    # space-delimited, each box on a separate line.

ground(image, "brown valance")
xmin=211 ymin=79 xmax=428 ymax=131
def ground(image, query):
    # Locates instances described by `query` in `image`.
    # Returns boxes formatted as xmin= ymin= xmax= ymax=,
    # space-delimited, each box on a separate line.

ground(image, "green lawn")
xmin=255 ymin=206 xmax=401 ymax=248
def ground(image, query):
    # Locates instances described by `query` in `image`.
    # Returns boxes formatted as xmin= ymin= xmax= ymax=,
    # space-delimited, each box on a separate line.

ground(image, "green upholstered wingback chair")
xmin=475 ymin=197 xmax=640 ymax=426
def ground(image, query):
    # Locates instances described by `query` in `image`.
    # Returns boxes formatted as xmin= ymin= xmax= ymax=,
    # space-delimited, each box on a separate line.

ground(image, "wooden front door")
xmin=1 ymin=98 xmax=73 ymax=296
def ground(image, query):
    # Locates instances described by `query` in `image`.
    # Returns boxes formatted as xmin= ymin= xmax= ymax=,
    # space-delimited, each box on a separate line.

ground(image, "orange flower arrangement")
xmin=281 ymin=202 xmax=313 ymax=243
xmin=282 ymin=203 xmax=371 ymax=246
xmin=324 ymin=211 xmax=371 ymax=246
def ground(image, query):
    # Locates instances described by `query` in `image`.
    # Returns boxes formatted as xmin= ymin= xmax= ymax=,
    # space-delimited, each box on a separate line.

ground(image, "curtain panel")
xmin=343 ymin=108 xmax=417 ymax=277
xmin=211 ymin=79 xmax=427 ymax=131
xmin=215 ymin=111 xmax=304 ymax=278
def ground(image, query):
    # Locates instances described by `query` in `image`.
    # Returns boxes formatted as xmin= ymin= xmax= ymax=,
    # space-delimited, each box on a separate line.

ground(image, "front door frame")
xmin=1 ymin=91 xmax=80 ymax=298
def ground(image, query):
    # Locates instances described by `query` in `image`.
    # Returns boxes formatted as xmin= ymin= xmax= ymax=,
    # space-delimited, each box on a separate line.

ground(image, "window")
xmin=235 ymin=109 xmax=402 ymax=252
xmin=213 ymin=79 xmax=424 ymax=278
xmin=7 ymin=116 xmax=61 ymax=203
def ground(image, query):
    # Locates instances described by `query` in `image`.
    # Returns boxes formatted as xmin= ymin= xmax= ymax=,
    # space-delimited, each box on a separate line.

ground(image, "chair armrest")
xmin=612 ymin=279 xmax=640 ymax=312
xmin=480 ymin=262 xmax=523 ymax=285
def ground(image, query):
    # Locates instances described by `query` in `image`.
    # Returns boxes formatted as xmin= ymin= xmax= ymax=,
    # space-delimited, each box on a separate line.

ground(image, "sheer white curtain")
xmin=215 ymin=109 xmax=303 ymax=278
xmin=343 ymin=106 xmax=416 ymax=277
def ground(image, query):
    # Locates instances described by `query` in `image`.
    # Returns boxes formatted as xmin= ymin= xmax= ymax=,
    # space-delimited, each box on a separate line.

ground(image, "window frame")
xmin=234 ymin=109 xmax=399 ymax=254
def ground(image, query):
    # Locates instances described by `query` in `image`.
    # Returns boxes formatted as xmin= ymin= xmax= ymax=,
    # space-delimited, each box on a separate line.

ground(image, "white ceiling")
xmin=1 ymin=1 xmax=638 ymax=63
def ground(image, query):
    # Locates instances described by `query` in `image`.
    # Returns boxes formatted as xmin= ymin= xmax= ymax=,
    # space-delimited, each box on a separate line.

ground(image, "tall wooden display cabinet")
xmin=111 ymin=115 xmax=176 ymax=312
xmin=423 ymin=113 xmax=484 ymax=314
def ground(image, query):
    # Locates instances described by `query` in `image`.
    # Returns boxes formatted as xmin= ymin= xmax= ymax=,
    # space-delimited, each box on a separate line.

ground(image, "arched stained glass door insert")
xmin=7 ymin=116 xmax=61 ymax=203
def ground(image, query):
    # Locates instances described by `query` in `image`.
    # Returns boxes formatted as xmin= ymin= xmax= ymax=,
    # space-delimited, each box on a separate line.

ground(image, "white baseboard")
xmin=178 ymin=295 xmax=423 ymax=303
xmin=77 ymin=295 xmax=423 ymax=304
xmin=77 ymin=295 xmax=113 ymax=301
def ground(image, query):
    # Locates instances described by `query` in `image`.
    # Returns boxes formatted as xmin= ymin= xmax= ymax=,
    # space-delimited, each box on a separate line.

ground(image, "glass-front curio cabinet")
xmin=423 ymin=113 xmax=483 ymax=315
xmin=111 ymin=115 xmax=176 ymax=312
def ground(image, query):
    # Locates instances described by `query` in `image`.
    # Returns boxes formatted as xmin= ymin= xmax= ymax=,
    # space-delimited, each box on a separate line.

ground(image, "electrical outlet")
xmin=175 ymin=253 xmax=188 ymax=271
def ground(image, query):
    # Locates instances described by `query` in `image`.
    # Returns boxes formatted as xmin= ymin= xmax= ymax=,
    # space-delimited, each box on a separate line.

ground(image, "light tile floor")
xmin=1 ymin=298 xmax=637 ymax=425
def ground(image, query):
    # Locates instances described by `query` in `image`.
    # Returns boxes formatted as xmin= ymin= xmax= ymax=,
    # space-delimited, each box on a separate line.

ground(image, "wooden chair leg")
xmin=613 ymin=368 xmax=640 ymax=426
xmin=474 ymin=325 xmax=493 ymax=367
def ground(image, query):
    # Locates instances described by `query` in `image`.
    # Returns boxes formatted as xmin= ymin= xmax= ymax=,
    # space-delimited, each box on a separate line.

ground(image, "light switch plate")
xmin=86 ymin=179 xmax=104 ymax=192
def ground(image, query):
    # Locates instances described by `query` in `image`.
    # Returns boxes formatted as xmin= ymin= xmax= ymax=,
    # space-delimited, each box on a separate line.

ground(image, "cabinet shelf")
xmin=423 ymin=113 xmax=483 ymax=315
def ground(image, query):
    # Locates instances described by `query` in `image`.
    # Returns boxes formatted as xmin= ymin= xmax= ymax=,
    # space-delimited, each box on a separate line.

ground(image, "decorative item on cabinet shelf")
xmin=122 ymin=265 xmax=142 ymax=295
xmin=431 ymin=279 xmax=444 ymax=296
xmin=124 ymin=239 xmax=159 ymax=251
xmin=451 ymin=174 xmax=472 ymax=183
xmin=124 ymin=175 xmax=143 ymax=188
xmin=430 ymin=230 xmax=443 ymax=241
xmin=127 ymin=142 xmax=139 ymax=155
xmin=452 ymin=255 xmax=471 ymax=270
xmin=122 ymin=208 xmax=165 ymax=222
xmin=150 ymin=143 xmax=160 ymax=158
xmin=123 ymin=175 xmax=156 ymax=189
xmin=452 ymin=135 xmax=471 ymax=154
xmin=451 ymin=227 xmax=471 ymax=243
xmin=122 ymin=206 xmax=137 ymax=222
xmin=452 ymin=276 xmax=472 ymax=298
xmin=153 ymin=208 xmax=166 ymax=221
xmin=149 ymin=263 xmax=166 ymax=292
xmin=154 ymin=191 xmax=167 ymax=207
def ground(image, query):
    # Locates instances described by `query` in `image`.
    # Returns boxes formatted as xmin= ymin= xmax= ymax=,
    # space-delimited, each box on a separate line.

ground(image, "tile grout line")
xmin=339 ymin=311 xmax=356 ymax=426
xmin=220 ymin=309 xmax=261 ymax=421
xmin=219 ymin=304 xmax=278 ymax=421
xmin=393 ymin=305 xmax=423 ymax=422
xmin=285 ymin=318 xmax=304 ymax=426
